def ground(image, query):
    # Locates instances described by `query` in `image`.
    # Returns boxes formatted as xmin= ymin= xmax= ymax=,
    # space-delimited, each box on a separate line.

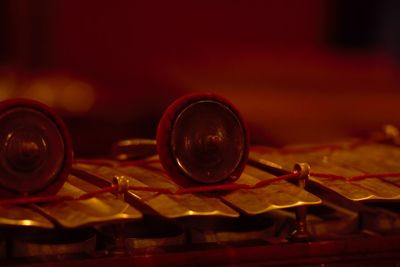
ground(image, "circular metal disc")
xmin=157 ymin=94 xmax=249 ymax=186
xmin=0 ymin=101 xmax=71 ymax=195
xmin=171 ymin=100 xmax=245 ymax=183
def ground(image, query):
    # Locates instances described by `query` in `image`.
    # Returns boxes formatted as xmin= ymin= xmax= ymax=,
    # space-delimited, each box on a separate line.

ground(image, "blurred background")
xmin=0 ymin=0 xmax=399 ymax=157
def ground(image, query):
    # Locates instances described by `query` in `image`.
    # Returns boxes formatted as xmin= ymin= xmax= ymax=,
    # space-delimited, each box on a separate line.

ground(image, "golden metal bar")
xmin=0 ymin=205 xmax=53 ymax=229
xmin=34 ymin=175 xmax=142 ymax=228
xmin=250 ymin=143 xmax=400 ymax=201
xmin=221 ymin=165 xmax=321 ymax=215
xmin=73 ymin=163 xmax=239 ymax=219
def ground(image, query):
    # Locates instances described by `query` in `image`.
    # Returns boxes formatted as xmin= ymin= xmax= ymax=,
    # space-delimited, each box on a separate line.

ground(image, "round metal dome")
xmin=157 ymin=94 xmax=249 ymax=186
xmin=0 ymin=99 xmax=72 ymax=195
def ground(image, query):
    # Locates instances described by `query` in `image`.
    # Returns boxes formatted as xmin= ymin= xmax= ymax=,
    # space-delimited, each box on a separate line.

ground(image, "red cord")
xmin=127 ymin=186 xmax=172 ymax=194
xmin=2 ymin=169 xmax=400 ymax=206
xmin=4 ymin=137 xmax=400 ymax=206
xmin=0 ymin=172 xmax=302 ymax=206
xmin=310 ymin=172 xmax=347 ymax=180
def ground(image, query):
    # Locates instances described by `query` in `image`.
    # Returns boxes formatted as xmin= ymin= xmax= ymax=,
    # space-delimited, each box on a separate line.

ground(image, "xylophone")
xmin=0 ymin=95 xmax=400 ymax=266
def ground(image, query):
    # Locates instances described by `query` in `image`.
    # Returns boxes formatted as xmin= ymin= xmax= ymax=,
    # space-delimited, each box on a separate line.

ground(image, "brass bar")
xmin=221 ymin=166 xmax=321 ymax=215
xmin=0 ymin=205 xmax=54 ymax=229
xmin=250 ymin=144 xmax=400 ymax=201
xmin=72 ymin=163 xmax=239 ymax=219
xmin=34 ymin=175 xmax=142 ymax=228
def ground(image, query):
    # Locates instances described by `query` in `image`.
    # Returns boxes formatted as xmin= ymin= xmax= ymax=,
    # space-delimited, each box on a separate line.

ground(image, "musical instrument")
xmin=1 ymin=95 xmax=400 ymax=266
